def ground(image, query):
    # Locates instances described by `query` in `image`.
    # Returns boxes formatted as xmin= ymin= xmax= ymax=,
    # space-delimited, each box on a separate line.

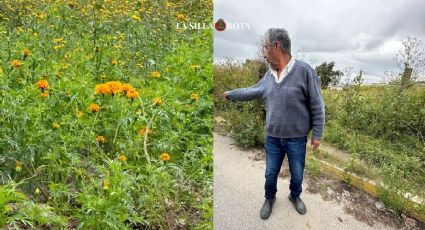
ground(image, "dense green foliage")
xmin=0 ymin=0 xmax=213 ymax=228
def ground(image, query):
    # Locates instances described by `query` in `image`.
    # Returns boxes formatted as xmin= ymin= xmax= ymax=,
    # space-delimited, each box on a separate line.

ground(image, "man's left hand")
xmin=311 ymin=139 xmax=321 ymax=151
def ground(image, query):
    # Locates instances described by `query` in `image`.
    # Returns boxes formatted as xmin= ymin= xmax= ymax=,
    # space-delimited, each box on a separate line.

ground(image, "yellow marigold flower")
xmin=61 ymin=63 xmax=70 ymax=69
xmin=118 ymin=34 xmax=125 ymax=41
xmin=160 ymin=152 xmax=170 ymax=161
xmin=138 ymin=127 xmax=152 ymax=137
xmin=54 ymin=37 xmax=64 ymax=43
xmin=36 ymin=79 xmax=49 ymax=90
xmin=15 ymin=161 xmax=23 ymax=172
xmin=10 ymin=59 xmax=22 ymax=68
xmin=126 ymin=89 xmax=139 ymax=100
xmin=76 ymin=111 xmax=83 ymax=118
xmin=68 ymin=2 xmax=78 ymax=8
xmin=23 ymin=48 xmax=32 ymax=57
xmin=153 ymin=96 xmax=163 ymax=106
xmin=111 ymin=58 xmax=118 ymax=65
xmin=131 ymin=15 xmax=141 ymax=21
xmin=191 ymin=64 xmax=201 ymax=69
xmin=40 ymin=92 xmax=49 ymax=98
xmin=53 ymin=45 xmax=63 ymax=51
xmin=151 ymin=71 xmax=160 ymax=78
xmin=89 ymin=103 xmax=100 ymax=113
xmin=190 ymin=93 xmax=199 ymax=101
xmin=103 ymin=179 xmax=110 ymax=190
xmin=37 ymin=12 xmax=46 ymax=20
xmin=175 ymin=13 xmax=187 ymax=21
xmin=121 ymin=83 xmax=133 ymax=93
xmin=52 ymin=122 xmax=60 ymax=129
xmin=96 ymin=135 xmax=106 ymax=143
xmin=56 ymin=72 xmax=64 ymax=78
xmin=106 ymin=81 xmax=122 ymax=95
xmin=118 ymin=155 xmax=128 ymax=162
xmin=16 ymin=27 xmax=24 ymax=33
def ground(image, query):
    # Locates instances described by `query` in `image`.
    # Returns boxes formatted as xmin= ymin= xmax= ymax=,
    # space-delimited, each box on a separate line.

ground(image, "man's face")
xmin=262 ymin=39 xmax=278 ymax=70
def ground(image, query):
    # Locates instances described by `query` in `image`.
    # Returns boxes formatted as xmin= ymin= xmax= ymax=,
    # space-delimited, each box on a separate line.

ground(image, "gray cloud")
xmin=214 ymin=0 xmax=425 ymax=83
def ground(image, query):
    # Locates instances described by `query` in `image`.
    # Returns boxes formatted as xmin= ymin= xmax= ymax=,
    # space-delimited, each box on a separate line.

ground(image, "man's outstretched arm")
xmin=222 ymin=76 xmax=266 ymax=101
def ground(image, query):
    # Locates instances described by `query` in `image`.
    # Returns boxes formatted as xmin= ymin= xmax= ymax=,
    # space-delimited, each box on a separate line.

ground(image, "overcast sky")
xmin=214 ymin=0 xmax=425 ymax=84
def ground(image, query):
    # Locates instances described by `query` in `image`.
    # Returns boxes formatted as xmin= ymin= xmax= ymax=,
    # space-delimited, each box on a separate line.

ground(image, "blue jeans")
xmin=264 ymin=135 xmax=307 ymax=199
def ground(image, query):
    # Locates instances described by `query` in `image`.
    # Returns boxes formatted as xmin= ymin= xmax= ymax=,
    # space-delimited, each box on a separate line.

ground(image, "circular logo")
xmin=215 ymin=19 xmax=226 ymax=31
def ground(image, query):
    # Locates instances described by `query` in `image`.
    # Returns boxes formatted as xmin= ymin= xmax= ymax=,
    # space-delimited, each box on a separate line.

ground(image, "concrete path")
xmin=213 ymin=132 xmax=393 ymax=230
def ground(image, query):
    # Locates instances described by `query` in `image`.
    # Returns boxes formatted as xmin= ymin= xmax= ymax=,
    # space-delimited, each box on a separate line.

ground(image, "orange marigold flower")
xmin=103 ymin=179 xmax=110 ymax=190
xmin=23 ymin=48 xmax=32 ymax=57
xmin=15 ymin=161 xmax=23 ymax=172
xmin=126 ymin=89 xmax=139 ymax=100
xmin=175 ymin=13 xmax=187 ymax=21
xmin=121 ymin=83 xmax=134 ymax=93
xmin=40 ymin=92 xmax=49 ymax=98
xmin=190 ymin=93 xmax=199 ymax=101
xmin=138 ymin=127 xmax=152 ymax=137
xmin=10 ymin=59 xmax=23 ymax=68
xmin=36 ymin=79 xmax=49 ymax=90
xmin=153 ymin=96 xmax=163 ymax=106
xmin=106 ymin=81 xmax=122 ymax=95
xmin=95 ymin=83 xmax=112 ymax=95
xmin=95 ymin=84 xmax=102 ymax=94
xmin=118 ymin=155 xmax=128 ymax=162
xmin=151 ymin=71 xmax=160 ymax=78
xmin=89 ymin=103 xmax=100 ymax=113
xmin=52 ymin=122 xmax=60 ymax=129
xmin=96 ymin=135 xmax=106 ymax=143
xmin=111 ymin=58 xmax=118 ymax=65
xmin=160 ymin=152 xmax=170 ymax=161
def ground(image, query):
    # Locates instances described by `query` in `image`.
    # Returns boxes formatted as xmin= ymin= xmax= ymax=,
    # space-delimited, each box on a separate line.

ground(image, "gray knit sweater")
xmin=226 ymin=60 xmax=325 ymax=140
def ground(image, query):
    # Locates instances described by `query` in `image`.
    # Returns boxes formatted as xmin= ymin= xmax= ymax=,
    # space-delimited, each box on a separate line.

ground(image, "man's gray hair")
xmin=265 ymin=28 xmax=291 ymax=56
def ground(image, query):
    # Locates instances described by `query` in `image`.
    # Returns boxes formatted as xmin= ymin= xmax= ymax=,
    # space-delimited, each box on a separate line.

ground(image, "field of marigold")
xmin=0 ymin=0 xmax=213 ymax=229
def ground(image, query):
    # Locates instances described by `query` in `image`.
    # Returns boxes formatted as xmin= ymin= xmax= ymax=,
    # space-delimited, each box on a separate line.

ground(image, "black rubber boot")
xmin=288 ymin=194 xmax=307 ymax=214
xmin=260 ymin=197 xmax=276 ymax=220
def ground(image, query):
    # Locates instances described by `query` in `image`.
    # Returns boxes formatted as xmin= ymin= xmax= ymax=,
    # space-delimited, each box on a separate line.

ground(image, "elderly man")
xmin=222 ymin=28 xmax=325 ymax=220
